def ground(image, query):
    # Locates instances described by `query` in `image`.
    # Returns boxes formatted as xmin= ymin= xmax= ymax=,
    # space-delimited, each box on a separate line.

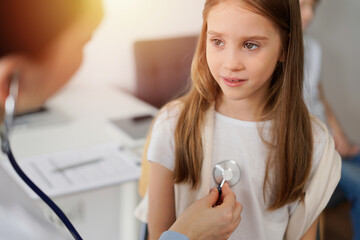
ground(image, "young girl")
xmin=136 ymin=0 xmax=341 ymax=239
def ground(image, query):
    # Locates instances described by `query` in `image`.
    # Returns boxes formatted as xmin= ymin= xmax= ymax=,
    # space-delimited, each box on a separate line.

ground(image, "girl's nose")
xmin=223 ymin=48 xmax=244 ymax=72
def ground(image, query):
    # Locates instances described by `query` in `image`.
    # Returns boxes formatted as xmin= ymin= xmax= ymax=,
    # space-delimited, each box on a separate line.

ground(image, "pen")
xmin=53 ymin=158 xmax=103 ymax=173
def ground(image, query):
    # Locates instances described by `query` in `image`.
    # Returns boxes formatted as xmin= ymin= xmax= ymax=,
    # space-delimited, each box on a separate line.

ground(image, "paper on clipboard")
xmin=1 ymin=143 xmax=141 ymax=199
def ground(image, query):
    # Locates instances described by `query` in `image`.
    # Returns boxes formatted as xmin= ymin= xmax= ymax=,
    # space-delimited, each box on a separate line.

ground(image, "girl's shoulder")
xmin=310 ymin=115 xmax=331 ymax=144
xmin=154 ymin=100 xmax=184 ymax=126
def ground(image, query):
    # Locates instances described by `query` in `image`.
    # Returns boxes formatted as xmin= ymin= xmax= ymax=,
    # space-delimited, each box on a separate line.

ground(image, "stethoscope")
xmin=213 ymin=160 xmax=241 ymax=197
xmin=0 ymin=73 xmax=83 ymax=240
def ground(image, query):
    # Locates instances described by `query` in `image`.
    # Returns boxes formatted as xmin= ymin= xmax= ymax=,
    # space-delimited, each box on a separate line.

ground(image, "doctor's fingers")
xmin=206 ymin=187 xmax=220 ymax=207
xmin=233 ymin=201 xmax=242 ymax=228
xmin=219 ymin=183 xmax=236 ymax=206
xmin=215 ymin=198 xmax=242 ymax=227
xmin=220 ymin=201 xmax=242 ymax=239
xmin=227 ymin=201 xmax=242 ymax=230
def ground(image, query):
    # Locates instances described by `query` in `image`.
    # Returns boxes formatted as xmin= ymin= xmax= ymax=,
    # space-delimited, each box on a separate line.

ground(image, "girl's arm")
xmin=318 ymin=82 xmax=359 ymax=157
xmin=148 ymin=162 xmax=176 ymax=240
xmin=300 ymin=216 xmax=320 ymax=240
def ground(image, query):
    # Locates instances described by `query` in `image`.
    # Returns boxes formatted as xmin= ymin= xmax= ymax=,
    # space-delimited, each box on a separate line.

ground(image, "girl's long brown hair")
xmin=170 ymin=0 xmax=313 ymax=210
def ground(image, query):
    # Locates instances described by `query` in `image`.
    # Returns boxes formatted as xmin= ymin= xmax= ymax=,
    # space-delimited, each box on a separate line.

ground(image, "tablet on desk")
xmin=14 ymin=106 xmax=69 ymax=129
xmin=111 ymin=114 xmax=154 ymax=140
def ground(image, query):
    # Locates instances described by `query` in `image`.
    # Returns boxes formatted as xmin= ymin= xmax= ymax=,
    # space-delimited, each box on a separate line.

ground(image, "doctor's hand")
xmin=168 ymin=183 xmax=242 ymax=240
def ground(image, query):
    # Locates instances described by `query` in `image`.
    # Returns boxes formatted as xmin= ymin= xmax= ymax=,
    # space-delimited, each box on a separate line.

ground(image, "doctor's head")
xmin=0 ymin=0 xmax=103 ymax=117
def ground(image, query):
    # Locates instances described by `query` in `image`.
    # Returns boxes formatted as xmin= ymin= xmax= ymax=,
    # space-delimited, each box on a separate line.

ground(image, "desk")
xmin=4 ymin=81 xmax=157 ymax=240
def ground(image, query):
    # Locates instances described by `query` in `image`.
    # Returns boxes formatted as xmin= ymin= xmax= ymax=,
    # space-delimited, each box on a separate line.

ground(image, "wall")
xmin=72 ymin=0 xmax=205 ymax=91
xmin=308 ymin=0 xmax=360 ymax=143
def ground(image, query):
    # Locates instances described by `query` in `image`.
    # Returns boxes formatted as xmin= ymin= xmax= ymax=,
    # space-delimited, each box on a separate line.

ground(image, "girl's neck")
xmin=215 ymin=95 xmax=263 ymax=122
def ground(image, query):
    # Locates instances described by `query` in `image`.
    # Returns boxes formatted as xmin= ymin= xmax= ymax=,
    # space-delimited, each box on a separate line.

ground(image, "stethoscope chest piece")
xmin=213 ymin=160 xmax=241 ymax=187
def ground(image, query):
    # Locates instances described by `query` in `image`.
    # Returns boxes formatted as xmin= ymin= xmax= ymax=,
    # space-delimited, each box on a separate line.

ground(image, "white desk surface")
xmin=10 ymin=81 xmax=157 ymax=157
xmin=3 ymin=81 xmax=157 ymax=240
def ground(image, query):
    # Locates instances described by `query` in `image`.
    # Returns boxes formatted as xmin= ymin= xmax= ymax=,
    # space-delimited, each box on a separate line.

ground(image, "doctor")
xmin=0 ymin=1 xmax=241 ymax=240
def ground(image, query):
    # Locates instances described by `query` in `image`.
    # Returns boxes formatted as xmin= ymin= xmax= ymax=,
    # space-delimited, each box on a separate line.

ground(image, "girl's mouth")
xmin=222 ymin=77 xmax=247 ymax=87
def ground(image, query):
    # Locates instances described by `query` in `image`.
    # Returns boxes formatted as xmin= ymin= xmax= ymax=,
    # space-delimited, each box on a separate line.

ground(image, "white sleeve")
xmin=147 ymin=106 xmax=180 ymax=171
xmin=285 ymin=117 xmax=341 ymax=239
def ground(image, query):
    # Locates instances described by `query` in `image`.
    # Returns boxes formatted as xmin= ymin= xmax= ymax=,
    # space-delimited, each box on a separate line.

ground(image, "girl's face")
xmin=206 ymin=0 xmax=283 ymax=113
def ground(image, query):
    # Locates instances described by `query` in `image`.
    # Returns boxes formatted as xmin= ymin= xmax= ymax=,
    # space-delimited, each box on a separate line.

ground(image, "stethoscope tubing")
xmin=1 ymin=72 xmax=82 ymax=239
xmin=5 ymin=145 xmax=83 ymax=240
xmin=217 ymin=179 xmax=226 ymax=198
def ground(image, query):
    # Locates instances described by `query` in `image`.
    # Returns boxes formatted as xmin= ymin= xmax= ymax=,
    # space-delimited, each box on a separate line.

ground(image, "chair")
xmin=135 ymin=34 xmax=199 ymax=200
xmin=319 ymin=188 xmax=353 ymax=240
xmin=135 ymin=35 xmax=198 ymax=240
xmin=138 ymin=221 xmax=149 ymax=240
xmin=133 ymin=35 xmax=198 ymax=108
xmin=317 ymin=213 xmax=325 ymax=240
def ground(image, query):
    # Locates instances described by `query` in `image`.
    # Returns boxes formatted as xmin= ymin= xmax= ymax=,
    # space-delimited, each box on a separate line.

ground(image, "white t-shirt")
xmin=303 ymin=35 xmax=327 ymax=124
xmin=148 ymin=105 xmax=327 ymax=240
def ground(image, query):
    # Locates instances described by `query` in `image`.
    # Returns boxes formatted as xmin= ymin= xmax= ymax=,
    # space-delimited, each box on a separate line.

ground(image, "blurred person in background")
xmin=300 ymin=0 xmax=360 ymax=239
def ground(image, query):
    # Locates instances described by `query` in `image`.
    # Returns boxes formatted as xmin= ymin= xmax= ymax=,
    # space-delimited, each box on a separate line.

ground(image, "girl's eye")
xmin=212 ymin=39 xmax=224 ymax=47
xmin=244 ymin=42 xmax=258 ymax=50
